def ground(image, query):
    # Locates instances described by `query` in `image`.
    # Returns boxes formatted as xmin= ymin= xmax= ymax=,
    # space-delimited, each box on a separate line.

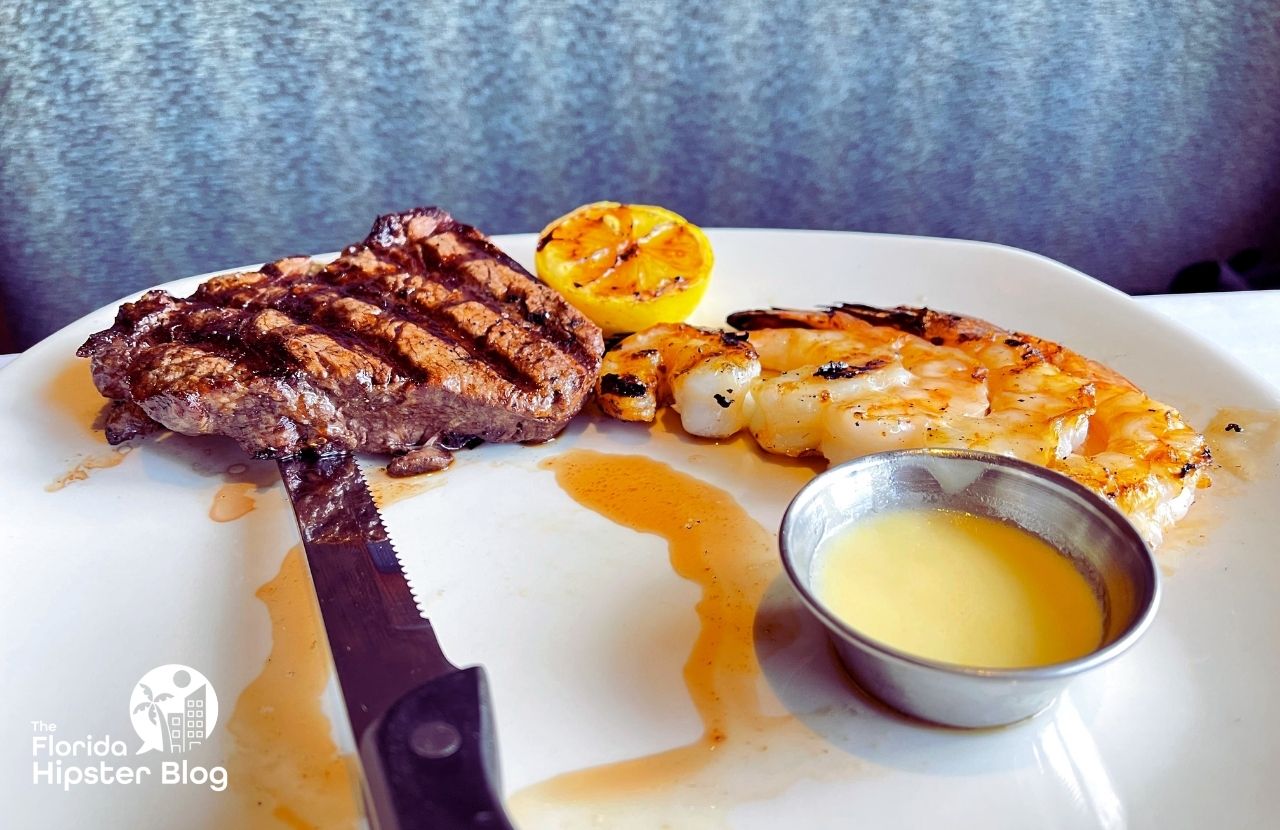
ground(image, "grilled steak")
xmin=78 ymin=207 xmax=604 ymax=474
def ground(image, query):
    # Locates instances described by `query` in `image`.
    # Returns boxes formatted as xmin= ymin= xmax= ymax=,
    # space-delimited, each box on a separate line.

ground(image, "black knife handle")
xmin=361 ymin=666 xmax=516 ymax=830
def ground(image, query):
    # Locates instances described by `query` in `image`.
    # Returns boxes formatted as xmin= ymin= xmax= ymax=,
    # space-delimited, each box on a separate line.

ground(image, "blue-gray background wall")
xmin=2 ymin=1 xmax=1278 ymax=349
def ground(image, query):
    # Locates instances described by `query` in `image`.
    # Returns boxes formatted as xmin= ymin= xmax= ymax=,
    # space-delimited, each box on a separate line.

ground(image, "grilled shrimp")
xmin=745 ymin=326 xmax=992 ymax=462
xmin=595 ymin=323 xmax=759 ymax=437
xmin=1051 ymin=385 xmax=1208 ymax=543
xmin=598 ymin=304 xmax=1209 ymax=547
xmin=804 ymin=305 xmax=1210 ymax=544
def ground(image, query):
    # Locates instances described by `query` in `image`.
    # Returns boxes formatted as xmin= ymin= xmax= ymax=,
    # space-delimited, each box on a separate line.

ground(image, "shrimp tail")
xmin=728 ymin=304 xmax=985 ymax=343
xmin=726 ymin=307 xmax=834 ymax=331
xmin=733 ymin=305 xmax=1140 ymax=391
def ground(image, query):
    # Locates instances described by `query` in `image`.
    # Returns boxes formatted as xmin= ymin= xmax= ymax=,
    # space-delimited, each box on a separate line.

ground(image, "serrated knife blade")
xmin=277 ymin=453 xmax=514 ymax=830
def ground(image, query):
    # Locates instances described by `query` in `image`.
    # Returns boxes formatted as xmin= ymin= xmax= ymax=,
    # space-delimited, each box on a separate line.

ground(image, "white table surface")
xmin=1134 ymin=290 xmax=1280 ymax=392
xmin=3 ymin=291 xmax=1277 ymax=391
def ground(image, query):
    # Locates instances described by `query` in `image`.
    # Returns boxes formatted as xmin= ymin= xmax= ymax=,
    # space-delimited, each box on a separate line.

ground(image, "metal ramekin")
xmin=778 ymin=448 xmax=1160 ymax=728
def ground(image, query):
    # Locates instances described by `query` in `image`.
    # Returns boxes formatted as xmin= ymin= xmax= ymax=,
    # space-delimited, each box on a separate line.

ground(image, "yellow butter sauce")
xmin=814 ymin=509 xmax=1103 ymax=668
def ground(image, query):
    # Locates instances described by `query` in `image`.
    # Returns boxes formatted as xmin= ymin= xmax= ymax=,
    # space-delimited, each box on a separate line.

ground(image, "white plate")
xmin=2 ymin=230 xmax=1278 ymax=829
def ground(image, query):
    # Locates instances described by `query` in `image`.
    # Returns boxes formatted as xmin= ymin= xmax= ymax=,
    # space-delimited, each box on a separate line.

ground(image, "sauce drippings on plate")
xmin=42 ymin=359 xmax=137 ymax=490
xmin=366 ymin=466 xmax=449 ymax=509
xmin=206 ymin=462 xmax=278 ymax=521
xmin=44 ymin=446 xmax=133 ymax=492
xmin=511 ymin=450 xmax=860 ymax=826
xmin=226 ymin=547 xmax=361 ymax=829
xmin=44 ymin=358 xmax=107 ymax=438
xmin=1158 ymin=406 xmax=1280 ymax=571
xmin=1204 ymin=408 xmax=1280 ymax=481
xmin=209 ymin=482 xmax=259 ymax=522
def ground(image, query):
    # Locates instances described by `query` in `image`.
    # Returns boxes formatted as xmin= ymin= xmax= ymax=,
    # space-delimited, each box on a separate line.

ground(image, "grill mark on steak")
xmin=192 ymin=267 xmax=419 ymax=380
xmin=412 ymin=227 xmax=602 ymax=370
xmin=197 ymin=237 xmax=578 ymax=396
xmin=236 ymin=279 xmax=489 ymax=387
xmin=191 ymin=257 xmax=533 ymax=396
xmin=78 ymin=207 xmax=605 ymax=463
xmin=322 ymin=266 xmax=543 ymax=392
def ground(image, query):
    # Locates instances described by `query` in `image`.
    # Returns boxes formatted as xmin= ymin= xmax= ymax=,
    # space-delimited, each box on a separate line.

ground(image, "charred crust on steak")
xmin=437 ymin=433 xmax=484 ymax=451
xmin=76 ymin=207 xmax=605 ymax=470
xmin=95 ymin=400 xmax=163 ymax=444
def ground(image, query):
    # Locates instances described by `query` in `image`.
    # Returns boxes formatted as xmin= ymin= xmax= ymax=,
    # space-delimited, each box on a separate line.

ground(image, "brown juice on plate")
xmin=226 ymin=547 xmax=361 ymax=829
xmin=366 ymin=466 xmax=449 ymax=509
xmin=511 ymin=450 xmax=858 ymax=827
xmin=43 ymin=358 xmax=105 ymax=437
xmin=209 ymin=482 xmax=259 ymax=522
xmin=45 ymin=445 xmax=133 ymax=491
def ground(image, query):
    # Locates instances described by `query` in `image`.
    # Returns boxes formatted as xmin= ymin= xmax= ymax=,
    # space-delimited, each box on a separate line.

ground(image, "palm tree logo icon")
xmin=128 ymin=664 xmax=219 ymax=755
xmin=132 ymin=684 xmax=173 ymax=732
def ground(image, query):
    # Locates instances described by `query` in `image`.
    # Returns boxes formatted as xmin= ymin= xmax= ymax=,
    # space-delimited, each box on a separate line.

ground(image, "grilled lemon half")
xmin=535 ymin=202 xmax=714 ymax=334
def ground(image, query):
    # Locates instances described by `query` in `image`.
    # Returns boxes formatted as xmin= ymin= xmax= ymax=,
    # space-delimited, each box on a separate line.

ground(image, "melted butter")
xmin=510 ymin=450 xmax=859 ymax=828
xmin=210 ymin=483 xmax=259 ymax=522
xmin=45 ymin=446 xmax=133 ymax=491
xmin=226 ymin=547 xmax=361 ymax=829
xmin=815 ymin=509 xmax=1103 ymax=668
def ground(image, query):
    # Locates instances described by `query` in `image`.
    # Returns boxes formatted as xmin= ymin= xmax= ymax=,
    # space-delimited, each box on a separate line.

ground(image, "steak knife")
xmin=277 ymin=453 xmax=515 ymax=830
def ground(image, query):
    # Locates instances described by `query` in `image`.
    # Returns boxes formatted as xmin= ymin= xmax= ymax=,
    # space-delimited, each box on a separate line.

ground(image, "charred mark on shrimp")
xmin=813 ymin=358 xmax=889 ymax=380
xmin=600 ymin=373 xmax=648 ymax=397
